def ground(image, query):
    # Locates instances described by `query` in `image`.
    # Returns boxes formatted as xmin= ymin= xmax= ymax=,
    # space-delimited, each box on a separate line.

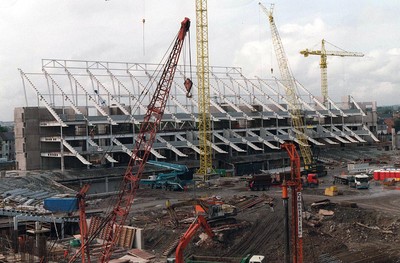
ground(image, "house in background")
xmin=0 ymin=131 xmax=15 ymax=162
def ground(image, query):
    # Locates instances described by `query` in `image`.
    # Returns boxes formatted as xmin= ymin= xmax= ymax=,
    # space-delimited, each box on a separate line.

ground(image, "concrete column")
xmin=13 ymin=216 xmax=19 ymax=230
xmin=60 ymin=129 xmax=65 ymax=172
xmin=61 ymin=221 xmax=65 ymax=239
xmin=133 ymin=228 xmax=144 ymax=249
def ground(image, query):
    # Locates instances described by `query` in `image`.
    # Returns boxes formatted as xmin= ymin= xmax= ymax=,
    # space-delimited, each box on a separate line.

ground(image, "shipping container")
xmin=44 ymin=197 xmax=78 ymax=212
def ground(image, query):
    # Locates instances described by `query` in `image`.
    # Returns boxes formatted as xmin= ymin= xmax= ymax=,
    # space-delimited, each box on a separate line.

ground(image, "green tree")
xmin=0 ymin=126 xmax=8 ymax=132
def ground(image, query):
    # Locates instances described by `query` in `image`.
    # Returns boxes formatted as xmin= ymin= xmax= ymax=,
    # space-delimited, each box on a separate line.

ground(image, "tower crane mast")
xmin=300 ymin=39 xmax=364 ymax=106
xmin=98 ymin=17 xmax=191 ymax=263
xmin=195 ymin=0 xmax=213 ymax=179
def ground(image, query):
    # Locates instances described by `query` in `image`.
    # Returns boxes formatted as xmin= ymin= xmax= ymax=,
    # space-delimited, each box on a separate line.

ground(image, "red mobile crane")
xmin=98 ymin=17 xmax=191 ymax=262
xmin=281 ymin=143 xmax=303 ymax=263
xmin=67 ymin=184 xmax=91 ymax=263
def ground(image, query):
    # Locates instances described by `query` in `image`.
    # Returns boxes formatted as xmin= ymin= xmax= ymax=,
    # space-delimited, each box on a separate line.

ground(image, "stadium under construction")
xmin=15 ymin=59 xmax=378 ymax=174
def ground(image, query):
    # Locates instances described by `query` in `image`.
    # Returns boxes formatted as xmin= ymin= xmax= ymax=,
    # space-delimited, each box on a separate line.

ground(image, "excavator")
xmin=169 ymin=202 xmax=263 ymax=263
xmin=170 ymin=213 xmax=265 ymax=263
xmin=173 ymin=215 xmax=214 ymax=263
xmin=166 ymin=197 xmax=237 ymax=227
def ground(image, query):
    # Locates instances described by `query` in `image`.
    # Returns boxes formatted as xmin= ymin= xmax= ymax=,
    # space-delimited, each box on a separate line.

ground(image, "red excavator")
xmin=166 ymin=197 xmax=237 ymax=227
xmin=174 ymin=215 xmax=214 ymax=263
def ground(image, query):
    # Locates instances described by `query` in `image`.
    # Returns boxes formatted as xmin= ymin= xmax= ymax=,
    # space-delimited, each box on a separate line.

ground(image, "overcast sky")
xmin=0 ymin=0 xmax=399 ymax=121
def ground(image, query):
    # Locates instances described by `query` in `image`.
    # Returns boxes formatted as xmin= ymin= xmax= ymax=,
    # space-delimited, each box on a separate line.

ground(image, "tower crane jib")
xmin=300 ymin=39 xmax=364 ymax=106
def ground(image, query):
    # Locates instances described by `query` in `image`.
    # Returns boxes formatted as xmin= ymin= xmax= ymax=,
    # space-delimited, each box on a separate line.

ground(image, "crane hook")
xmin=184 ymin=78 xmax=193 ymax=98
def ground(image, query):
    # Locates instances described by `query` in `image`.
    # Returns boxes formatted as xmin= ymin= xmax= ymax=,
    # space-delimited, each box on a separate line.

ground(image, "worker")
xmin=184 ymin=78 xmax=193 ymax=98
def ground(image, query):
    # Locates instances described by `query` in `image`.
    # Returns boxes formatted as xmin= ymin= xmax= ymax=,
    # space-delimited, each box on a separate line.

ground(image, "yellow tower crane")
xmin=300 ymin=39 xmax=364 ymax=106
xmin=195 ymin=0 xmax=213 ymax=179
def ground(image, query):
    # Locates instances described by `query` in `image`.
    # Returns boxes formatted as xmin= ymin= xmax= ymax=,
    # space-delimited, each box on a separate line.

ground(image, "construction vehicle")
xmin=303 ymin=173 xmax=318 ymax=188
xmin=354 ymin=174 xmax=370 ymax=189
xmin=170 ymin=214 xmax=260 ymax=263
xmin=300 ymin=39 xmax=364 ymax=106
xmin=75 ymin=17 xmax=192 ymax=263
xmin=166 ymin=198 xmax=237 ymax=227
xmin=140 ymin=160 xmax=193 ymax=191
xmin=334 ymin=174 xmax=369 ymax=189
xmin=250 ymin=172 xmax=317 ymax=190
xmin=185 ymin=254 xmax=265 ymax=263
xmin=174 ymin=215 xmax=214 ymax=263
xmin=333 ymin=174 xmax=355 ymax=186
xmin=247 ymin=174 xmax=272 ymax=191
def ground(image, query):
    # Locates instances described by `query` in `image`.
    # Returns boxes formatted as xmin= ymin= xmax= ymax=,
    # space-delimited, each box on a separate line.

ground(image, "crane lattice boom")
xmin=99 ymin=17 xmax=191 ymax=263
xmin=259 ymin=2 xmax=313 ymax=169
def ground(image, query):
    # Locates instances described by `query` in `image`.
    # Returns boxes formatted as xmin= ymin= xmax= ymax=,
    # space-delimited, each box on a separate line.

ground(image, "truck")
xmin=334 ymin=174 xmax=370 ymax=189
xmin=354 ymin=174 xmax=370 ymax=189
xmin=302 ymin=173 xmax=319 ymax=187
xmin=333 ymin=174 xmax=355 ymax=187
xmin=247 ymin=174 xmax=272 ymax=191
xmin=255 ymin=172 xmax=318 ymax=188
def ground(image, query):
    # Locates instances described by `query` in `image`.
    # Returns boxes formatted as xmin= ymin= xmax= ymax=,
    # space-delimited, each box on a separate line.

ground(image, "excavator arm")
xmin=175 ymin=215 xmax=214 ymax=263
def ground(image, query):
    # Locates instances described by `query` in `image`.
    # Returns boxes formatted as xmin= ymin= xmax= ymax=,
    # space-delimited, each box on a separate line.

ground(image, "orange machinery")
xmin=175 ymin=215 xmax=214 ymax=263
xmin=281 ymin=143 xmax=303 ymax=263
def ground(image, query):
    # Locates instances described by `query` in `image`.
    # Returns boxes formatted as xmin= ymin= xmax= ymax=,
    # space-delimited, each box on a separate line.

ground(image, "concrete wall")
xmin=15 ymin=107 xmax=41 ymax=170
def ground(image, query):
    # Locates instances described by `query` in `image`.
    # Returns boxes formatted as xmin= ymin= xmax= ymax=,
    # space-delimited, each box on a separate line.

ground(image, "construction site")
xmin=1 ymin=1 xmax=400 ymax=263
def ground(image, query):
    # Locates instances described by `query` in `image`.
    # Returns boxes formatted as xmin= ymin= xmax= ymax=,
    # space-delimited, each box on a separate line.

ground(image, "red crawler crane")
xmin=99 ymin=17 xmax=191 ymax=262
xmin=68 ymin=184 xmax=91 ymax=263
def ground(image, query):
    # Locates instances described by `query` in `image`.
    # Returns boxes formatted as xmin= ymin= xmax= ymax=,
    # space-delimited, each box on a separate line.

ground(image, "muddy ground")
xmin=119 ymin=168 xmax=400 ymax=263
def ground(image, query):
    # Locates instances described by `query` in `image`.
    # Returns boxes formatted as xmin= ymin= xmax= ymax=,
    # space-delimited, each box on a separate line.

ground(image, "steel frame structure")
xmin=17 ymin=59 xmax=377 ymax=171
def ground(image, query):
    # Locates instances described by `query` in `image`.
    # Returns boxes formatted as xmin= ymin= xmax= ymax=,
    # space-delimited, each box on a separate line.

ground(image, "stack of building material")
xmin=324 ymin=186 xmax=338 ymax=196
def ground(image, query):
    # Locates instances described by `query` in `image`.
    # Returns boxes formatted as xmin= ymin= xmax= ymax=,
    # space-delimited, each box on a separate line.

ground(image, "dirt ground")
xmin=122 ymin=167 xmax=400 ymax=263
xmin=2 ymin=159 xmax=400 ymax=262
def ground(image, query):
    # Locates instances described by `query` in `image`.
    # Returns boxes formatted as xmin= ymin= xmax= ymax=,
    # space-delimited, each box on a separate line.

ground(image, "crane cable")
xmin=101 ymin=30 xmax=182 ymax=216
xmin=142 ymin=0 xmax=146 ymax=56
xmin=182 ymin=29 xmax=193 ymax=98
